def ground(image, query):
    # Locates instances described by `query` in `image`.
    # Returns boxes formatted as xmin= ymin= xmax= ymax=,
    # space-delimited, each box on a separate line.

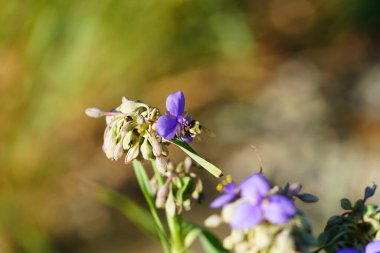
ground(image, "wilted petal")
xmin=230 ymin=201 xmax=262 ymax=230
xmin=156 ymin=115 xmax=178 ymax=140
xmin=210 ymin=193 xmax=237 ymax=209
xmin=366 ymin=240 xmax=380 ymax=253
xmin=262 ymin=195 xmax=296 ymax=225
xmin=240 ymin=173 xmax=270 ymax=203
xmin=166 ymin=91 xmax=185 ymax=117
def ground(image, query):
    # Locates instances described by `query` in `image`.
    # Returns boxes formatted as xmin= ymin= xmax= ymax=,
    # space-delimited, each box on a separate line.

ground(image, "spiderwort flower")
xmin=211 ymin=173 xmax=296 ymax=230
xmin=230 ymin=173 xmax=296 ymax=230
xmin=210 ymin=176 xmax=239 ymax=208
xmin=156 ymin=91 xmax=195 ymax=142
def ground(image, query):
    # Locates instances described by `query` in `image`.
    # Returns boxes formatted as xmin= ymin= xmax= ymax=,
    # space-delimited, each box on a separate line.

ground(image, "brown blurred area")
xmin=1 ymin=0 xmax=380 ymax=252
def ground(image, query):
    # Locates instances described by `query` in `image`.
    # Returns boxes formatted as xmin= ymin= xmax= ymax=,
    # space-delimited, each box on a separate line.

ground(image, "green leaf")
xmin=176 ymin=177 xmax=191 ymax=206
xmin=184 ymin=225 xmax=202 ymax=248
xmin=171 ymin=139 xmax=223 ymax=178
xmin=133 ymin=160 xmax=154 ymax=207
xmin=132 ymin=160 xmax=170 ymax=252
xmin=97 ymin=185 xmax=158 ymax=237
xmin=199 ymin=228 xmax=229 ymax=253
xmin=183 ymin=223 xmax=229 ymax=253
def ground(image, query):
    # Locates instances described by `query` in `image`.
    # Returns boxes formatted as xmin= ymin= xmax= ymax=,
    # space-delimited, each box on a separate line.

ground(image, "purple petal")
xmin=181 ymin=136 xmax=193 ymax=143
xmin=223 ymin=182 xmax=236 ymax=194
xmin=337 ymin=249 xmax=360 ymax=253
xmin=366 ymin=240 xmax=380 ymax=253
xmin=156 ymin=115 xmax=178 ymax=140
xmin=230 ymin=201 xmax=262 ymax=230
xmin=166 ymin=91 xmax=185 ymax=117
xmin=239 ymin=173 xmax=270 ymax=203
xmin=210 ymin=193 xmax=237 ymax=209
xmin=262 ymin=195 xmax=296 ymax=225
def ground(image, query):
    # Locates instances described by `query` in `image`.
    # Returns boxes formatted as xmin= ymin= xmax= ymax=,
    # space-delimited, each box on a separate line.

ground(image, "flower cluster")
xmin=318 ymin=184 xmax=380 ymax=253
xmin=86 ymin=91 xmax=204 ymax=174
xmin=151 ymin=157 xmax=203 ymax=215
xmin=206 ymin=173 xmax=316 ymax=252
xmin=86 ymin=97 xmax=169 ymax=170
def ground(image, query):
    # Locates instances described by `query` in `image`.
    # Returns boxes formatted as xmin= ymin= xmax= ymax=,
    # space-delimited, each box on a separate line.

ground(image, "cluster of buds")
xmin=151 ymin=157 xmax=203 ymax=216
xmin=86 ymin=97 xmax=168 ymax=171
xmin=215 ymin=215 xmax=314 ymax=253
xmin=319 ymin=184 xmax=380 ymax=253
xmin=205 ymin=173 xmax=317 ymax=253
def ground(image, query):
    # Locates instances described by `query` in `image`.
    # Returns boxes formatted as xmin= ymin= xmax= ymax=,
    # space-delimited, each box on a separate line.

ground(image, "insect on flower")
xmin=156 ymin=91 xmax=203 ymax=142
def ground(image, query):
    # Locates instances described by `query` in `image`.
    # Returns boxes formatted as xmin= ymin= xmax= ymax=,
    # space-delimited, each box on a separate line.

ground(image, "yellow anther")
xmin=216 ymin=183 xmax=224 ymax=192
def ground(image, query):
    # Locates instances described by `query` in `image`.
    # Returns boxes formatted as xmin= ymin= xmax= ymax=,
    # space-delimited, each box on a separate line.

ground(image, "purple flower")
xmin=210 ymin=182 xmax=238 ymax=209
xmin=156 ymin=91 xmax=193 ymax=142
xmin=337 ymin=240 xmax=380 ymax=253
xmin=230 ymin=173 xmax=296 ymax=230
xmin=366 ymin=240 xmax=380 ymax=253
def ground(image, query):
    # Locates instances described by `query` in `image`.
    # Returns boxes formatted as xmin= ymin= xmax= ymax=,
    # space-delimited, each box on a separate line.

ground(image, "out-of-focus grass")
xmin=1 ymin=0 xmax=380 ymax=252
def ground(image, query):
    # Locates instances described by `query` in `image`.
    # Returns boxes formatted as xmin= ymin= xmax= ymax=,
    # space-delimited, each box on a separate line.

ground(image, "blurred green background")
xmin=1 ymin=0 xmax=380 ymax=252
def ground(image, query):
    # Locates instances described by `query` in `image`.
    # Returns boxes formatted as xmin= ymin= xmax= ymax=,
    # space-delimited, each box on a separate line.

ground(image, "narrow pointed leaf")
xmin=171 ymin=139 xmax=223 ymax=178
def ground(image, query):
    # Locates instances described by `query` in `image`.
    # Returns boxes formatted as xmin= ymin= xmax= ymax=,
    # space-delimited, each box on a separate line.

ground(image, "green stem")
xmin=166 ymin=210 xmax=185 ymax=253
xmin=133 ymin=161 xmax=170 ymax=253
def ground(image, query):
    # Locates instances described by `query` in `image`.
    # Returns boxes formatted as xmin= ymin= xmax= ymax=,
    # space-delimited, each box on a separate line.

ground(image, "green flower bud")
xmin=125 ymin=143 xmax=140 ymax=163
xmin=140 ymin=138 xmax=153 ymax=160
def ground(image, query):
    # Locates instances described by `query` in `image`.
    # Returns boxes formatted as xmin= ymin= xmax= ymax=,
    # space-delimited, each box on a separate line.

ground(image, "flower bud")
xmin=125 ymin=143 xmax=140 ymax=163
xmin=204 ymin=214 xmax=222 ymax=228
xmin=289 ymin=183 xmax=302 ymax=195
xmin=113 ymin=142 xmax=124 ymax=160
xmin=150 ymin=177 xmax=158 ymax=196
xmin=85 ymin=107 xmax=105 ymax=118
xmin=223 ymin=235 xmax=234 ymax=250
xmin=136 ymin=115 xmax=145 ymax=125
xmin=192 ymin=179 xmax=203 ymax=200
xmin=184 ymin=157 xmax=192 ymax=173
xmin=296 ymin=193 xmax=319 ymax=203
xmin=140 ymin=138 xmax=153 ymax=160
xmin=165 ymin=192 xmax=176 ymax=217
xmin=122 ymin=131 xmax=133 ymax=150
xmin=156 ymin=156 xmax=167 ymax=174
xmin=365 ymin=184 xmax=377 ymax=199
xmin=121 ymin=122 xmax=134 ymax=133
xmin=156 ymin=184 xmax=169 ymax=208
xmin=120 ymin=99 xmax=145 ymax=114
xmin=150 ymin=134 xmax=162 ymax=157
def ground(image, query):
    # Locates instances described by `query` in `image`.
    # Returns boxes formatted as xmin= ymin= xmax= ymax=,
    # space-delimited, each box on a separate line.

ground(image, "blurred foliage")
xmin=0 ymin=0 xmax=380 ymax=252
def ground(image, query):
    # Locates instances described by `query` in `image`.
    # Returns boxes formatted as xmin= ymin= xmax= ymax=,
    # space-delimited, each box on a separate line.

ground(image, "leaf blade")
xmin=171 ymin=139 xmax=223 ymax=178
